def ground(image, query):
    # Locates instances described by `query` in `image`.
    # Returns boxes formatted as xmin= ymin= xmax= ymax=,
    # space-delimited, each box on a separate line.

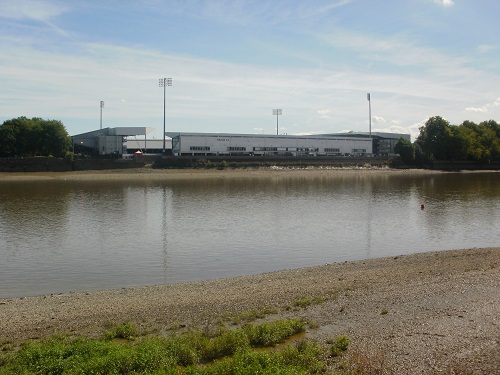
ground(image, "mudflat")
xmin=1 ymin=247 xmax=498 ymax=374
xmin=0 ymin=166 xmax=449 ymax=181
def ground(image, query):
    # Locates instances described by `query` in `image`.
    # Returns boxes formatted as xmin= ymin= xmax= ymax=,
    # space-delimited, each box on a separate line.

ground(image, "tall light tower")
xmin=272 ymin=109 xmax=282 ymax=135
xmin=100 ymin=101 xmax=104 ymax=130
xmin=159 ymin=77 xmax=172 ymax=154
xmin=367 ymin=93 xmax=371 ymax=137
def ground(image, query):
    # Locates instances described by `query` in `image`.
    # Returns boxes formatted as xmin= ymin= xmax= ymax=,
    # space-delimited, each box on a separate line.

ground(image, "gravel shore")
xmin=1 ymin=247 xmax=498 ymax=374
xmin=0 ymin=166 xmax=449 ymax=182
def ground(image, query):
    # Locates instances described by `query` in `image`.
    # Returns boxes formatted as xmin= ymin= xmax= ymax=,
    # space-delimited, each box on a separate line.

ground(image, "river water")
xmin=0 ymin=171 xmax=498 ymax=298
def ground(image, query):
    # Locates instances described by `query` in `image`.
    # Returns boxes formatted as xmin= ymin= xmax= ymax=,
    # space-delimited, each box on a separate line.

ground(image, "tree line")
xmin=0 ymin=117 xmax=71 ymax=158
xmin=2 ymin=115 xmax=498 ymax=165
xmin=395 ymin=116 xmax=500 ymax=165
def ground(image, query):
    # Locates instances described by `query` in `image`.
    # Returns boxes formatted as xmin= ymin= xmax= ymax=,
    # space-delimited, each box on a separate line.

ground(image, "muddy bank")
xmin=0 ymin=166 xmax=451 ymax=182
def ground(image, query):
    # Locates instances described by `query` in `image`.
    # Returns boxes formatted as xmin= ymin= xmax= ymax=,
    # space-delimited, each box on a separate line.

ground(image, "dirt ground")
xmin=1 ymin=247 xmax=498 ymax=374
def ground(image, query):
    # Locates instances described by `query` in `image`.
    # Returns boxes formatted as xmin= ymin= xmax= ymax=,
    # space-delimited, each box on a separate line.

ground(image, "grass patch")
xmin=243 ymin=319 xmax=306 ymax=347
xmin=328 ymin=335 xmax=350 ymax=357
xmin=102 ymin=321 xmax=140 ymax=340
xmin=224 ymin=305 xmax=279 ymax=325
xmin=0 ymin=319 xmax=350 ymax=374
xmin=294 ymin=297 xmax=313 ymax=309
xmin=293 ymin=292 xmax=334 ymax=309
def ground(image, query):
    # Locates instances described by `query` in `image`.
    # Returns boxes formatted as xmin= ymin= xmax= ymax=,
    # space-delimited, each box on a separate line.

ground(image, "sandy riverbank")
xmin=0 ymin=166 xmax=467 ymax=182
xmin=1 ymin=247 xmax=498 ymax=374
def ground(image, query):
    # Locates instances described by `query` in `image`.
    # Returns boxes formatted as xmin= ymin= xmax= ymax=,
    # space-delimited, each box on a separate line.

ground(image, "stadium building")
xmin=72 ymin=128 xmax=409 ymax=157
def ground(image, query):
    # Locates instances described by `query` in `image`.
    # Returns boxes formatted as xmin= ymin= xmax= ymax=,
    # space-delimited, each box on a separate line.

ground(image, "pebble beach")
xmin=1 ymin=247 xmax=498 ymax=374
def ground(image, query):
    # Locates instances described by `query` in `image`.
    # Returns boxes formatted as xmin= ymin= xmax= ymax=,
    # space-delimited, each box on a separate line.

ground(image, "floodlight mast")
xmin=159 ymin=78 xmax=172 ymax=154
xmin=100 ymin=101 xmax=104 ymax=130
xmin=367 ymin=93 xmax=371 ymax=137
xmin=273 ymin=109 xmax=282 ymax=135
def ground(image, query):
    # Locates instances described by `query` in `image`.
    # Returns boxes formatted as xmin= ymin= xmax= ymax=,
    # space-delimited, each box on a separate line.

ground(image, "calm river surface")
xmin=0 ymin=171 xmax=499 ymax=298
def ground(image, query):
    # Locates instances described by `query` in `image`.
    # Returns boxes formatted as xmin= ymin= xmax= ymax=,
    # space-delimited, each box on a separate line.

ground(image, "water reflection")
xmin=0 ymin=172 xmax=498 ymax=298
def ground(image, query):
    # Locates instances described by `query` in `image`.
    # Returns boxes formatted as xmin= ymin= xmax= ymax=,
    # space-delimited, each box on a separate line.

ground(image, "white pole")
xmin=367 ymin=93 xmax=371 ymax=137
xmin=366 ymin=93 xmax=372 ymax=138
xmin=100 ymin=101 xmax=104 ymax=130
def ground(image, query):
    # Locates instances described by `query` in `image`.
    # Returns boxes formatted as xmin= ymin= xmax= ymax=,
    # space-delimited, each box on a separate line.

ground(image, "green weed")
xmin=0 ymin=319 xmax=349 ymax=374
xmin=329 ymin=335 xmax=350 ymax=357
xmin=244 ymin=319 xmax=306 ymax=347
xmin=102 ymin=321 xmax=140 ymax=340
xmin=226 ymin=305 xmax=279 ymax=325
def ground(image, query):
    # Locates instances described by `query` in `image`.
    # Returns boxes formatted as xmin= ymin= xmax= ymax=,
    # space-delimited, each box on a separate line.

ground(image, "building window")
xmin=190 ymin=146 xmax=210 ymax=151
xmin=228 ymin=147 xmax=246 ymax=151
xmin=324 ymin=148 xmax=340 ymax=152
xmin=253 ymin=147 xmax=278 ymax=151
xmin=352 ymin=149 xmax=366 ymax=153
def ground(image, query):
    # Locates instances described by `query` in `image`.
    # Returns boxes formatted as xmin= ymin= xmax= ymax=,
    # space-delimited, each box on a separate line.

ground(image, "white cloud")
xmin=1 ymin=39 xmax=494 ymax=136
xmin=316 ymin=109 xmax=331 ymax=118
xmin=318 ymin=28 xmax=472 ymax=80
xmin=434 ymin=0 xmax=454 ymax=7
xmin=477 ymin=44 xmax=497 ymax=53
xmin=465 ymin=106 xmax=487 ymax=113
xmin=157 ymin=0 xmax=353 ymax=27
xmin=465 ymin=97 xmax=500 ymax=113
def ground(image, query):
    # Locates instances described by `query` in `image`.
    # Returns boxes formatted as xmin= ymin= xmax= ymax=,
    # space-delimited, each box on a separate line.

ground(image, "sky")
xmin=1 ymin=0 xmax=499 ymax=141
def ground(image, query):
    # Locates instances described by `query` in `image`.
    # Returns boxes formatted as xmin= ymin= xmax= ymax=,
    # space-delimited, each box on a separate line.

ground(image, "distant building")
xmin=319 ymin=132 xmax=411 ymax=156
xmin=72 ymin=128 xmax=409 ymax=157
xmin=72 ymin=127 xmax=170 ymax=156
xmin=166 ymin=132 xmax=372 ymax=157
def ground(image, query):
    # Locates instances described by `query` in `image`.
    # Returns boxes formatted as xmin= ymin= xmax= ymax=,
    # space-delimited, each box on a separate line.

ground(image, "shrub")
xmin=330 ymin=335 xmax=350 ymax=357
xmin=0 ymin=319 xmax=340 ymax=374
xmin=102 ymin=322 xmax=139 ymax=340
xmin=244 ymin=319 xmax=305 ymax=347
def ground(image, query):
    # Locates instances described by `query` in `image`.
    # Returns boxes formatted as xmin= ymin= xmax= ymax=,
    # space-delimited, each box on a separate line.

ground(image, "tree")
xmin=457 ymin=122 xmax=483 ymax=161
xmin=394 ymin=137 xmax=415 ymax=164
xmin=415 ymin=116 xmax=454 ymax=161
xmin=0 ymin=117 xmax=71 ymax=157
xmin=477 ymin=120 xmax=500 ymax=162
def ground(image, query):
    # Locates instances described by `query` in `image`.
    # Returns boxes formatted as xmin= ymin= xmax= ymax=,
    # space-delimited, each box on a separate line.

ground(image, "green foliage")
xmin=218 ymin=160 xmax=228 ymax=170
xmin=203 ymin=329 xmax=250 ymax=361
xmin=188 ymin=348 xmax=312 ymax=375
xmin=223 ymin=306 xmax=279 ymax=326
xmin=243 ymin=319 xmax=306 ymax=347
xmin=102 ymin=321 xmax=140 ymax=340
xmin=0 ymin=117 xmax=71 ymax=158
xmin=0 ymin=320 xmax=332 ymax=374
xmin=293 ymin=294 xmax=328 ymax=309
xmin=415 ymin=116 xmax=500 ymax=163
xmin=278 ymin=339 xmax=326 ymax=373
xmin=416 ymin=116 xmax=452 ymax=161
xmin=293 ymin=297 xmax=312 ymax=308
xmin=330 ymin=335 xmax=350 ymax=357
xmin=1 ymin=335 xmax=177 ymax=374
xmin=394 ymin=137 xmax=415 ymax=164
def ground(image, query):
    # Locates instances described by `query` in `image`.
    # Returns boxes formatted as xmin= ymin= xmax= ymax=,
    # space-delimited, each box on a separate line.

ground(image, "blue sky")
xmin=1 ymin=0 xmax=499 ymax=140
